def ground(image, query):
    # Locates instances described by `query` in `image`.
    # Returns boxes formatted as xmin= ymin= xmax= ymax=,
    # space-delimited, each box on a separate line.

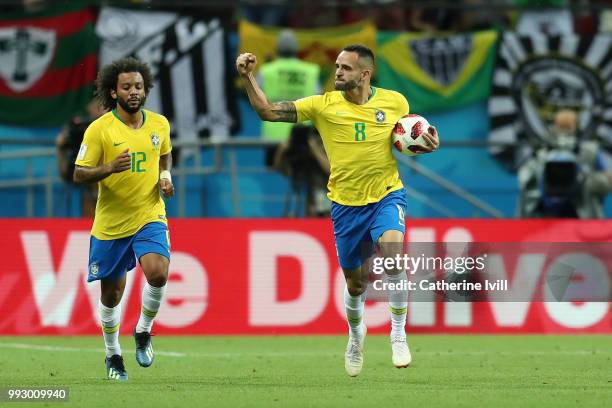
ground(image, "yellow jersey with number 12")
xmin=75 ymin=109 xmax=172 ymax=240
xmin=294 ymin=87 xmax=409 ymax=206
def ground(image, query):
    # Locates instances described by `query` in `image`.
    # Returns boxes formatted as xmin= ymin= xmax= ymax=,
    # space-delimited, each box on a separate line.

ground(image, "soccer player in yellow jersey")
xmin=73 ymin=58 xmax=174 ymax=381
xmin=237 ymin=45 xmax=439 ymax=377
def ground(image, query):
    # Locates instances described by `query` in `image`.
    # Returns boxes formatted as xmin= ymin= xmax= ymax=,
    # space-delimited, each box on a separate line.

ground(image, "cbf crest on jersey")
xmin=488 ymin=32 xmax=612 ymax=169
xmin=375 ymin=110 xmax=386 ymax=123
xmin=151 ymin=133 xmax=160 ymax=150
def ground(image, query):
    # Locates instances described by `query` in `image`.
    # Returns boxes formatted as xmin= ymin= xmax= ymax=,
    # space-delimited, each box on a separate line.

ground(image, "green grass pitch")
xmin=0 ymin=335 xmax=610 ymax=407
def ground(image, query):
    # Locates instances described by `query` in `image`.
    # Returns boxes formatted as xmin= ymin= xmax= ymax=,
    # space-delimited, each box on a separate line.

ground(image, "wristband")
xmin=160 ymin=170 xmax=172 ymax=182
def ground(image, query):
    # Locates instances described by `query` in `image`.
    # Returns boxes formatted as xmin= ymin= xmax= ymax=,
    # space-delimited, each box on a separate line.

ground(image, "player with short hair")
xmin=237 ymin=44 xmax=439 ymax=377
xmin=74 ymin=57 xmax=174 ymax=381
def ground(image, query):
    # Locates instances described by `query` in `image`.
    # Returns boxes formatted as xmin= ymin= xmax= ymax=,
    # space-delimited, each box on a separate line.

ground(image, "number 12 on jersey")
xmin=131 ymin=152 xmax=147 ymax=173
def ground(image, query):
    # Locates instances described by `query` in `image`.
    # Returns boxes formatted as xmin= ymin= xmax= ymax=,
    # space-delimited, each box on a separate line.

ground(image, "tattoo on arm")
xmin=270 ymin=101 xmax=297 ymax=123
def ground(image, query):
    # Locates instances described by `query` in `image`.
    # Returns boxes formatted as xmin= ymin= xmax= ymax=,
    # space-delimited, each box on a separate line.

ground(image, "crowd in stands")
xmin=6 ymin=0 xmax=612 ymax=35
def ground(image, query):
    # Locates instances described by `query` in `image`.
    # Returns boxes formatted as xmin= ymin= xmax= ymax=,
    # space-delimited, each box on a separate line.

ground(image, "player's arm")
xmin=308 ymin=136 xmax=330 ymax=175
xmin=55 ymin=125 xmax=70 ymax=180
xmin=73 ymin=148 xmax=131 ymax=184
xmin=159 ymin=153 xmax=174 ymax=198
xmin=236 ymin=53 xmax=297 ymax=123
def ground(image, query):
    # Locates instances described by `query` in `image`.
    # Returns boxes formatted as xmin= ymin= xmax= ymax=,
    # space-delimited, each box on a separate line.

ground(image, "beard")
xmin=117 ymin=95 xmax=146 ymax=114
xmin=334 ymin=79 xmax=358 ymax=91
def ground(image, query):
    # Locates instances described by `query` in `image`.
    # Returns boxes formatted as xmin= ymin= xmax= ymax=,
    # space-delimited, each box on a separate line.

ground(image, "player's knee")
xmin=101 ymin=288 xmax=123 ymax=307
xmin=379 ymin=230 xmax=404 ymax=245
xmin=145 ymin=266 xmax=168 ymax=287
xmin=141 ymin=255 xmax=169 ymax=286
xmin=378 ymin=234 xmax=404 ymax=263
xmin=146 ymin=270 xmax=168 ymax=287
xmin=346 ymin=280 xmax=366 ymax=297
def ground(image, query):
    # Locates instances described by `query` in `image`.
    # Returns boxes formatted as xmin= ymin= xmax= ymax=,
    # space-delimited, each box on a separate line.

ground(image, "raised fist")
xmin=236 ymin=53 xmax=257 ymax=75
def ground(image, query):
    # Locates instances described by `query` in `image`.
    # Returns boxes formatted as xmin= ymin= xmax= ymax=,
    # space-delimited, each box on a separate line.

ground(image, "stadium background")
xmin=0 ymin=2 xmax=611 ymax=406
xmin=0 ymin=0 xmax=612 ymax=407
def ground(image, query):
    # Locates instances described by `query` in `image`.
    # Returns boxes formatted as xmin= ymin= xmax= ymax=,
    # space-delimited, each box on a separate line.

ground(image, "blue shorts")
xmin=332 ymin=189 xmax=407 ymax=270
xmin=87 ymin=222 xmax=170 ymax=282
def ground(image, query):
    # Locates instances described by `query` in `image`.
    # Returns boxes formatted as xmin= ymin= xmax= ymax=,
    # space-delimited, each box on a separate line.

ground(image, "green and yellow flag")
xmin=239 ymin=20 xmax=376 ymax=92
xmin=377 ymin=30 xmax=497 ymax=113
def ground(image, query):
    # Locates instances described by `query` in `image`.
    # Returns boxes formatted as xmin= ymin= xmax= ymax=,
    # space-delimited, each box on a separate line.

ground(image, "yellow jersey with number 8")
xmin=294 ymin=87 xmax=409 ymax=206
xmin=75 ymin=109 xmax=172 ymax=240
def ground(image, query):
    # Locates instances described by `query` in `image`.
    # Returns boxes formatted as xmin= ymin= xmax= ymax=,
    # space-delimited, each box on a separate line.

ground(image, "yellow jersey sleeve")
xmin=399 ymin=93 xmax=409 ymax=116
xmin=294 ymin=95 xmax=325 ymax=123
xmin=160 ymin=116 xmax=172 ymax=156
xmin=75 ymin=121 xmax=104 ymax=168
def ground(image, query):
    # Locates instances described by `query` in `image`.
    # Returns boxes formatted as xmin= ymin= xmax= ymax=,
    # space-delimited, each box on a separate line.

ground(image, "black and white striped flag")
xmin=96 ymin=7 xmax=239 ymax=159
xmin=488 ymin=32 xmax=612 ymax=170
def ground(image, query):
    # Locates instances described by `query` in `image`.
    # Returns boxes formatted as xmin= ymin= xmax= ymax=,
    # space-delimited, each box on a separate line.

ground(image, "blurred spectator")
xmin=4 ymin=0 xmax=44 ymax=12
xmin=350 ymin=0 xmax=406 ymax=30
xmin=517 ymin=109 xmax=612 ymax=218
xmin=370 ymin=7 xmax=408 ymax=31
xmin=514 ymin=0 xmax=574 ymax=35
xmin=258 ymin=29 xmax=321 ymax=166
xmin=461 ymin=0 xmax=511 ymax=31
xmin=597 ymin=0 xmax=612 ymax=32
xmin=287 ymin=6 xmax=341 ymax=28
xmin=274 ymin=125 xmax=331 ymax=217
xmin=573 ymin=0 xmax=597 ymax=35
xmin=23 ymin=0 xmax=46 ymax=11
xmin=409 ymin=5 xmax=463 ymax=32
xmin=241 ymin=0 xmax=289 ymax=26
xmin=55 ymin=99 xmax=106 ymax=217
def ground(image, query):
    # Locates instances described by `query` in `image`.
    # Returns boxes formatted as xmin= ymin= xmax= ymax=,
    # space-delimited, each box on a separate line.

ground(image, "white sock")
xmin=386 ymin=271 xmax=408 ymax=338
xmin=135 ymin=282 xmax=166 ymax=333
xmin=344 ymin=286 xmax=365 ymax=337
xmin=99 ymin=300 xmax=121 ymax=358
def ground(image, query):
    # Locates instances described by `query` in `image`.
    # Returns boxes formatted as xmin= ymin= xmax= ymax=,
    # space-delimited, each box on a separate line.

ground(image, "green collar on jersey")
xmin=341 ymin=86 xmax=376 ymax=104
xmin=112 ymin=108 xmax=146 ymax=128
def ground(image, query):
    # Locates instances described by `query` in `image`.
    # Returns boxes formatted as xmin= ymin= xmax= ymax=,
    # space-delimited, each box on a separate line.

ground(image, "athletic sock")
xmin=135 ymin=282 xmax=166 ymax=333
xmin=387 ymin=271 xmax=408 ymax=338
xmin=344 ymin=286 xmax=365 ymax=338
xmin=99 ymin=300 xmax=121 ymax=358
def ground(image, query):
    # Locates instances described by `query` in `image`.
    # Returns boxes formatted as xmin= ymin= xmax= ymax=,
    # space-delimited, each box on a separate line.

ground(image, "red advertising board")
xmin=1 ymin=219 xmax=610 ymax=335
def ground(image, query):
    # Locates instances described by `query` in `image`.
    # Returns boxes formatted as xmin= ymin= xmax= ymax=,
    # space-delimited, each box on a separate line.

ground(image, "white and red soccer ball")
xmin=392 ymin=114 xmax=431 ymax=156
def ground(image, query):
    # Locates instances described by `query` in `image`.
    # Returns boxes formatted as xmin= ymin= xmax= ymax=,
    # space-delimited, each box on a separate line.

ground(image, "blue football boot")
xmin=134 ymin=330 xmax=155 ymax=367
xmin=105 ymin=354 xmax=128 ymax=381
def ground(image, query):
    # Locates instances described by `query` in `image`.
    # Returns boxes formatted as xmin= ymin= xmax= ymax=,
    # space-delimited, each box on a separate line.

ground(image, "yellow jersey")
xmin=294 ymin=87 xmax=409 ymax=205
xmin=75 ymin=109 xmax=172 ymax=240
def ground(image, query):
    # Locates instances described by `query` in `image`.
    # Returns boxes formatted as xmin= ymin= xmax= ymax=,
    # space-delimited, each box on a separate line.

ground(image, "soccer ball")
xmin=392 ymin=114 xmax=431 ymax=156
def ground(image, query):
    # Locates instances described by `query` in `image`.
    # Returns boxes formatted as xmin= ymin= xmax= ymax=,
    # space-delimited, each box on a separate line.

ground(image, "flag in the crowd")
xmin=238 ymin=19 xmax=377 ymax=92
xmin=96 ymin=7 xmax=239 ymax=149
xmin=0 ymin=5 xmax=98 ymax=126
xmin=377 ymin=30 xmax=497 ymax=114
xmin=488 ymin=32 xmax=612 ymax=169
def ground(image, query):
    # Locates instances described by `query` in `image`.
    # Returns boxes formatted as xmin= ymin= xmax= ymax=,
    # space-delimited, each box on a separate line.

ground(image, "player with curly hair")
xmin=74 ymin=57 xmax=174 ymax=381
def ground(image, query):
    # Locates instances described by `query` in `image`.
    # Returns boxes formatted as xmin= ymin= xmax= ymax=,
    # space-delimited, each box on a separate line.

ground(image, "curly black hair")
xmin=94 ymin=57 xmax=154 ymax=110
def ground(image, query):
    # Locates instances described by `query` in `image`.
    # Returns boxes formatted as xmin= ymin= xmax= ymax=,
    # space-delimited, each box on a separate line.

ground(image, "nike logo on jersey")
xmin=113 ymin=141 xmax=126 ymax=147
